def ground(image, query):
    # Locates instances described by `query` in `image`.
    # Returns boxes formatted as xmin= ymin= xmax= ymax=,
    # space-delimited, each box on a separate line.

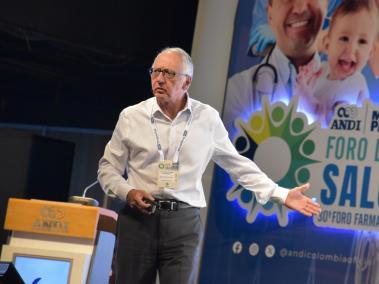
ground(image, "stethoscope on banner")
xmin=251 ymin=44 xmax=278 ymax=104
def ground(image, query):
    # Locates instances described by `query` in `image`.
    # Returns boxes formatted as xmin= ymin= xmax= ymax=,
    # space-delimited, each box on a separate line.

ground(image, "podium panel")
xmin=4 ymin=198 xmax=99 ymax=239
xmin=1 ymin=198 xmax=117 ymax=284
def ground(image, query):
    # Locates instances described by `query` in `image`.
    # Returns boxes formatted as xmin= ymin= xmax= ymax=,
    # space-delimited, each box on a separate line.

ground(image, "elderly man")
xmin=224 ymin=0 xmax=329 ymax=131
xmin=98 ymin=47 xmax=320 ymax=284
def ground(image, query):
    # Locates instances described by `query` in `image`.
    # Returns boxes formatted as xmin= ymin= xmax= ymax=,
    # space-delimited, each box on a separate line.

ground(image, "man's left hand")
xmin=284 ymin=183 xmax=321 ymax=217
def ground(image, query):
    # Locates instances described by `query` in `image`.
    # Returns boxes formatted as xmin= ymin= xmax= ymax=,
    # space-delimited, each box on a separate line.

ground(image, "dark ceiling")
xmin=0 ymin=0 xmax=199 ymax=130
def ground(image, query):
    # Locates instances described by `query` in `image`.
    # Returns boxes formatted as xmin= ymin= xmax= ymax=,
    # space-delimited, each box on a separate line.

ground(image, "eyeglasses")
xmin=148 ymin=68 xmax=188 ymax=80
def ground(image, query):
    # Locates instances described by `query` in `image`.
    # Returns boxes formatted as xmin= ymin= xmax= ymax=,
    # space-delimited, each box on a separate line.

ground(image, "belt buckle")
xmin=157 ymin=200 xmax=178 ymax=211
xmin=170 ymin=200 xmax=178 ymax=211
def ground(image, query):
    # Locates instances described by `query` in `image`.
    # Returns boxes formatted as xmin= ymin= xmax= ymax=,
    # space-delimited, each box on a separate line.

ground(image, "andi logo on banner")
xmin=330 ymin=105 xmax=361 ymax=131
xmin=227 ymin=98 xmax=379 ymax=231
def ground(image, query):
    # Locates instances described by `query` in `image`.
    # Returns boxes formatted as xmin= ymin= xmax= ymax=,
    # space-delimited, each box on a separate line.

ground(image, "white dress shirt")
xmin=98 ymin=96 xmax=289 ymax=208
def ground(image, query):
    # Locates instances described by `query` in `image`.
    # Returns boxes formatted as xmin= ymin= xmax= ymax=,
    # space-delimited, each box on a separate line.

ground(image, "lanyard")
xmin=150 ymin=110 xmax=192 ymax=163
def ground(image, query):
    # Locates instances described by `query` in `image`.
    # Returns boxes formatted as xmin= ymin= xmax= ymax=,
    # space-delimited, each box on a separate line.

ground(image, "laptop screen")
xmin=14 ymin=255 xmax=71 ymax=284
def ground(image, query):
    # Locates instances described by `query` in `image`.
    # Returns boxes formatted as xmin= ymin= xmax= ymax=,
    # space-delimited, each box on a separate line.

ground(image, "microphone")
xmin=69 ymin=181 xmax=100 ymax=207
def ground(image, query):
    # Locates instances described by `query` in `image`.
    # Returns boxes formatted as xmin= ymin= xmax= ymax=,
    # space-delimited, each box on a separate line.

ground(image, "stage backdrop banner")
xmin=200 ymin=0 xmax=379 ymax=283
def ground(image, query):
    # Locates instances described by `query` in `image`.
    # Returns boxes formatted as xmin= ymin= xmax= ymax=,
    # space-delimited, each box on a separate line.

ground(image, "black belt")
xmin=148 ymin=199 xmax=192 ymax=213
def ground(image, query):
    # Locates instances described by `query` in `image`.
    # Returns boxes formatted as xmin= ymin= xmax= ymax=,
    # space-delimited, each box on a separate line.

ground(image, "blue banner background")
xmin=200 ymin=0 xmax=379 ymax=283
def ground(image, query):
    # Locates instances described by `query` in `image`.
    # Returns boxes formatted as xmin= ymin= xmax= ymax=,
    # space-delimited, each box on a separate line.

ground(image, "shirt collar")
xmin=151 ymin=92 xmax=192 ymax=120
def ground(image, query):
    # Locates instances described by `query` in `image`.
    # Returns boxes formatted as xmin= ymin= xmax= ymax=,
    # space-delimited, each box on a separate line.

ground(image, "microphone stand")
xmin=69 ymin=181 xmax=100 ymax=207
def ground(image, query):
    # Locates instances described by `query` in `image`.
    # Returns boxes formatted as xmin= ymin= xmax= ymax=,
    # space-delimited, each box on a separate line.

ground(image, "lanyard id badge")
xmin=151 ymin=106 xmax=192 ymax=190
xmin=157 ymin=160 xmax=179 ymax=189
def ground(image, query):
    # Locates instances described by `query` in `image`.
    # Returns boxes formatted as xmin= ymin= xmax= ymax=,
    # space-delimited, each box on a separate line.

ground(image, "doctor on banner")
xmin=224 ymin=0 xmax=327 ymax=131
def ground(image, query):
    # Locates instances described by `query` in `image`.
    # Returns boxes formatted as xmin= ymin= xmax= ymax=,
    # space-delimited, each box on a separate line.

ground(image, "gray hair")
xmin=157 ymin=47 xmax=194 ymax=77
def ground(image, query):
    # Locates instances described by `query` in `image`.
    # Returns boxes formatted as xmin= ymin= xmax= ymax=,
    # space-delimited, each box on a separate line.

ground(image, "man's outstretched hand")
xmin=284 ymin=183 xmax=321 ymax=216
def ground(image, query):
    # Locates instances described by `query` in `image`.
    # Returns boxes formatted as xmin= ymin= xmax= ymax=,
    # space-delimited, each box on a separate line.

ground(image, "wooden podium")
xmin=0 ymin=198 xmax=117 ymax=284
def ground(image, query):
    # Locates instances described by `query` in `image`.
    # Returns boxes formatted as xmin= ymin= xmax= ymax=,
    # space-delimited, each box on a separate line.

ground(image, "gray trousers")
xmin=115 ymin=204 xmax=203 ymax=284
